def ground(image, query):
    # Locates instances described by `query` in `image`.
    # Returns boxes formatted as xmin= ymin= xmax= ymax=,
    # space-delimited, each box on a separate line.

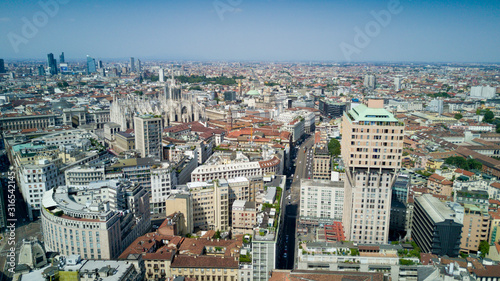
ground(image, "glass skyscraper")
xmin=47 ymin=53 xmax=57 ymax=75
xmin=87 ymin=55 xmax=96 ymax=74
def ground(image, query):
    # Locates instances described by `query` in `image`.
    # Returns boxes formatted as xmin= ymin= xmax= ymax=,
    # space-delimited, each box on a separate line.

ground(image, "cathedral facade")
xmin=110 ymin=81 xmax=206 ymax=130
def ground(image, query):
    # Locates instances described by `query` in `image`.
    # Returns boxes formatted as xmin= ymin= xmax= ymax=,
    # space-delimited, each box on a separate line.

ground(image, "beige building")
xmin=427 ymin=173 xmax=453 ymax=198
xmin=312 ymin=144 xmax=331 ymax=180
xmin=112 ymin=131 xmax=135 ymax=153
xmin=166 ymin=177 xmax=264 ymax=233
xmin=41 ymin=179 xmax=150 ymax=259
xmin=232 ymin=200 xmax=257 ymax=235
xmin=461 ymin=204 xmax=490 ymax=254
xmin=165 ymin=193 xmax=194 ymax=233
xmin=134 ymin=114 xmax=162 ymax=159
xmin=341 ymin=99 xmax=404 ymax=244
xmin=119 ymin=232 xmax=242 ymax=281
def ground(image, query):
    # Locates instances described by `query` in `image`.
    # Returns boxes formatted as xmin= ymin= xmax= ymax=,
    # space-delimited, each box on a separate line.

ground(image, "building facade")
xmin=341 ymin=100 xmax=404 ymax=244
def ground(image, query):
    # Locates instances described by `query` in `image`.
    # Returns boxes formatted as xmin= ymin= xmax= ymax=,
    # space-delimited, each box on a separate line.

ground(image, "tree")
xmin=454 ymin=113 xmax=463 ymax=120
xmin=476 ymin=108 xmax=482 ymax=115
xmin=214 ymin=230 xmax=221 ymax=239
xmin=479 ymin=240 xmax=490 ymax=258
xmin=483 ymin=110 xmax=495 ymax=123
xmin=328 ymin=139 xmax=341 ymax=157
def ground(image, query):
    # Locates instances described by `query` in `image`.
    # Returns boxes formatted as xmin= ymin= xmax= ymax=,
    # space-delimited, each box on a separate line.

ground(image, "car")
xmin=283 ymin=253 xmax=288 ymax=258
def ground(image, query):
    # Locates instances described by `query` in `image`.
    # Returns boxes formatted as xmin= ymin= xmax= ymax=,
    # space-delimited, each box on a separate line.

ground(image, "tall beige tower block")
xmin=341 ymin=99 xmax=404 ymax=244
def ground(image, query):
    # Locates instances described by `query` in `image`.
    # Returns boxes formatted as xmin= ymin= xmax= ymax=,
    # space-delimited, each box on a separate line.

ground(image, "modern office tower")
xmin=394 ymin=77 xmax=402 ymax=91
xmin=364 ymin=74 xmax=376 ymax=89
xmin=41 ymin=179 xmax=150 ymax=259
xmin=38 ymin=65 xmax=45 ymax=76
xmin=136 ymin=59 xmax=141 ymax=73
xmin=47 ymin=53 xmax=57 ymax=75
xmin=460 ymin=204 xmax=490 ymax=254
xmin=159 ymin=68 xmax=165 ymax=82
xmin=59 ymin=52 xmax=65 ymax=63
xmin=318 ymin=100 xmax=348 ymax=119
xmin=312 ymin=144 xmax=331 ymax=180
xmin=470 ymin=86 xmax=497 ymax=99
xmin=0 ymin=59 xmax=5 ymax=73
xmin=98 ymin=60 xmax=103 ymax=68
xmin=411 ymin=194 xmax=463 ymax=257
xmin=341 ymin=99 xmax=404 ymax=244
xmin=130 ymin=57 xmax=135 ymax=72
xmin=224 ymin=91 xmax=237 ymax=101
xmin=86 ymin=55 xmax=96 ymax=74
xmin=134 ymin=114 xmax=162 ymax=160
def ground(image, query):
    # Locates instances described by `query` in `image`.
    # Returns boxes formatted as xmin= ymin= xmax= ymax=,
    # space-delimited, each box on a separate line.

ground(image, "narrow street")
xmin=278 ymin=135 xmax=314 ymax=269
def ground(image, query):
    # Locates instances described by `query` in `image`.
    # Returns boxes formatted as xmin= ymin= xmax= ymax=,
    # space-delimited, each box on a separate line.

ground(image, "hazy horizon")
xmin=1 ymin=0 xmax=499 ymax=63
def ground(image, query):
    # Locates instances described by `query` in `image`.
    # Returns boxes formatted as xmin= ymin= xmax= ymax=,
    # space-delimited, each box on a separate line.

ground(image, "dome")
xmin=246 ymin=90 xmax=260 ymax=96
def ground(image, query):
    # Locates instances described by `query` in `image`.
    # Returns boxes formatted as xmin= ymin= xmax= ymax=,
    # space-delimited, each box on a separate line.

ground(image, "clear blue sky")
xmin=1 ymin=0 xmax=499 ymax=62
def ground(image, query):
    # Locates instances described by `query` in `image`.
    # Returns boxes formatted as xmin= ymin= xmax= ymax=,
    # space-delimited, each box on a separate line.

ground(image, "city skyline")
xmin=1 ymin=0 xmax=499 ymax=62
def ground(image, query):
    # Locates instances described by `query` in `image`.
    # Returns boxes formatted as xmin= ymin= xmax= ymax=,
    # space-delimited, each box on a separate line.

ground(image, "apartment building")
xmin=150 ymin=162 xmax=178 ymax=214
xmin=341 ymin=100 xmax=404 ymax=244
xmin=312 ymin=144 xmax=331 ymax=180
xmin=64 ymin=165 xmax=105 ymax=187
xmin=299 ymin=179 xmax=344 ymax=220
xmin=232 ymin=200 xmax=257 ymax=235
xmin=460 ymin=204 xmax=490 ymax=254
xmin=119 ymin=232 xmax=242 ymax=281
xmin=411 ymin=194 xmax=462 ymax=257
xmin=41 ymin=179 xmax=150 ymax=259
xmin=191 ymin=151 xmax=282 ymax=182
xmin=134 ymin=114 xmax=162 ymax=159
xmin=427 ymin=173 xmax=453 ymax=198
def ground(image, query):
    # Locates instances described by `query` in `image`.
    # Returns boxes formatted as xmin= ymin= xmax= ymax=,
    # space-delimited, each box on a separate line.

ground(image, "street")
xmin=278 ymin=135 xmax=315 ymax=269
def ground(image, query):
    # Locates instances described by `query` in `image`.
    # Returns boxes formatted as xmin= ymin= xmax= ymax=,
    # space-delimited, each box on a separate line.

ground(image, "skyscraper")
xmin=136 ymin=59 xmax=141 ymax=73
xmin=341 ymin=99 xmax=404 ymax=244
xmin=47 ymin=53 xmax=57 ymax=75
xmin=364 ymin=74 xmax=376 ymax=89
xmin=134 ymin=114 xmax=162 ymax=160
xmin=394 ymin=77 xmax=402 ymax=91
xmin=159 ymin=68 xmax=165 ymax=82
xmin=0 ymin=59 xmax=5 ymax=73
xmin=130 ymin=57 xmax=135 ymax=72
xmin=59 ymin=52 xmax=65 ymax=63
xmin=38 ymin=65 xmax=45 ymax=76
xmin=86 ymin=55 xmax=96 ymax=74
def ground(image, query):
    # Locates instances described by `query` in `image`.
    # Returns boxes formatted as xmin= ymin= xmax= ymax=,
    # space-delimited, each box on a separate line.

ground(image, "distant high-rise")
xmin=38 ymin=65 xmax=45 ymax=76
xmin=0 ymin=59 xmax=5 ymax=73
xmin=47 ymin=53 xmax=57 ymax=75
xmin=364 ymin=74 xmax=376 ymax=89
xmin=136 ymin=59 xmax=141 ymax=73
xmin=59 ymin=52 xmax=65 ymax=64
xmin=98 ymin=60 xmax=103 ymax=69
xmin=341 ymin=100 xmax=404 ymax=244
xmin=130 ymin=57 xmax=135 ymax=72
xmin=86 ymin=55 xmax=96 ymax=74
xmin=394 ymin=77 xmax=402 ymax=91
xmin=159 ymin=68 xmax=165 ymax=82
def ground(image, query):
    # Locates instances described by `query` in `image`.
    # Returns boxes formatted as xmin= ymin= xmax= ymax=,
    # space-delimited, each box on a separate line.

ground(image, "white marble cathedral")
xmin=110 ymin=79 xmax=206 ymax=130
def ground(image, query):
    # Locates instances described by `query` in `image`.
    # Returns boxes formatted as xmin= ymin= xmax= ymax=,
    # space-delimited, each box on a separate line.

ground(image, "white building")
xmin=299 ymin=179 xmax=344 ymax=220
xmin=41 ymin=179 xmax=150 ymax=259
xmin=134 ymin=114 xmax=162 ymax=159
xmin=470 ymin=86 xmax=497 ymax=99
xmin=150 ymin=162 xmax=178 ymax=214
xmin=18 ymin=159 xmax=64 ymax=220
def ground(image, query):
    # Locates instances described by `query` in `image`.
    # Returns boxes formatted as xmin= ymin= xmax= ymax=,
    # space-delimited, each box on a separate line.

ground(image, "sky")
xmin=1 ymin=0 xmax=499 ymax=62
